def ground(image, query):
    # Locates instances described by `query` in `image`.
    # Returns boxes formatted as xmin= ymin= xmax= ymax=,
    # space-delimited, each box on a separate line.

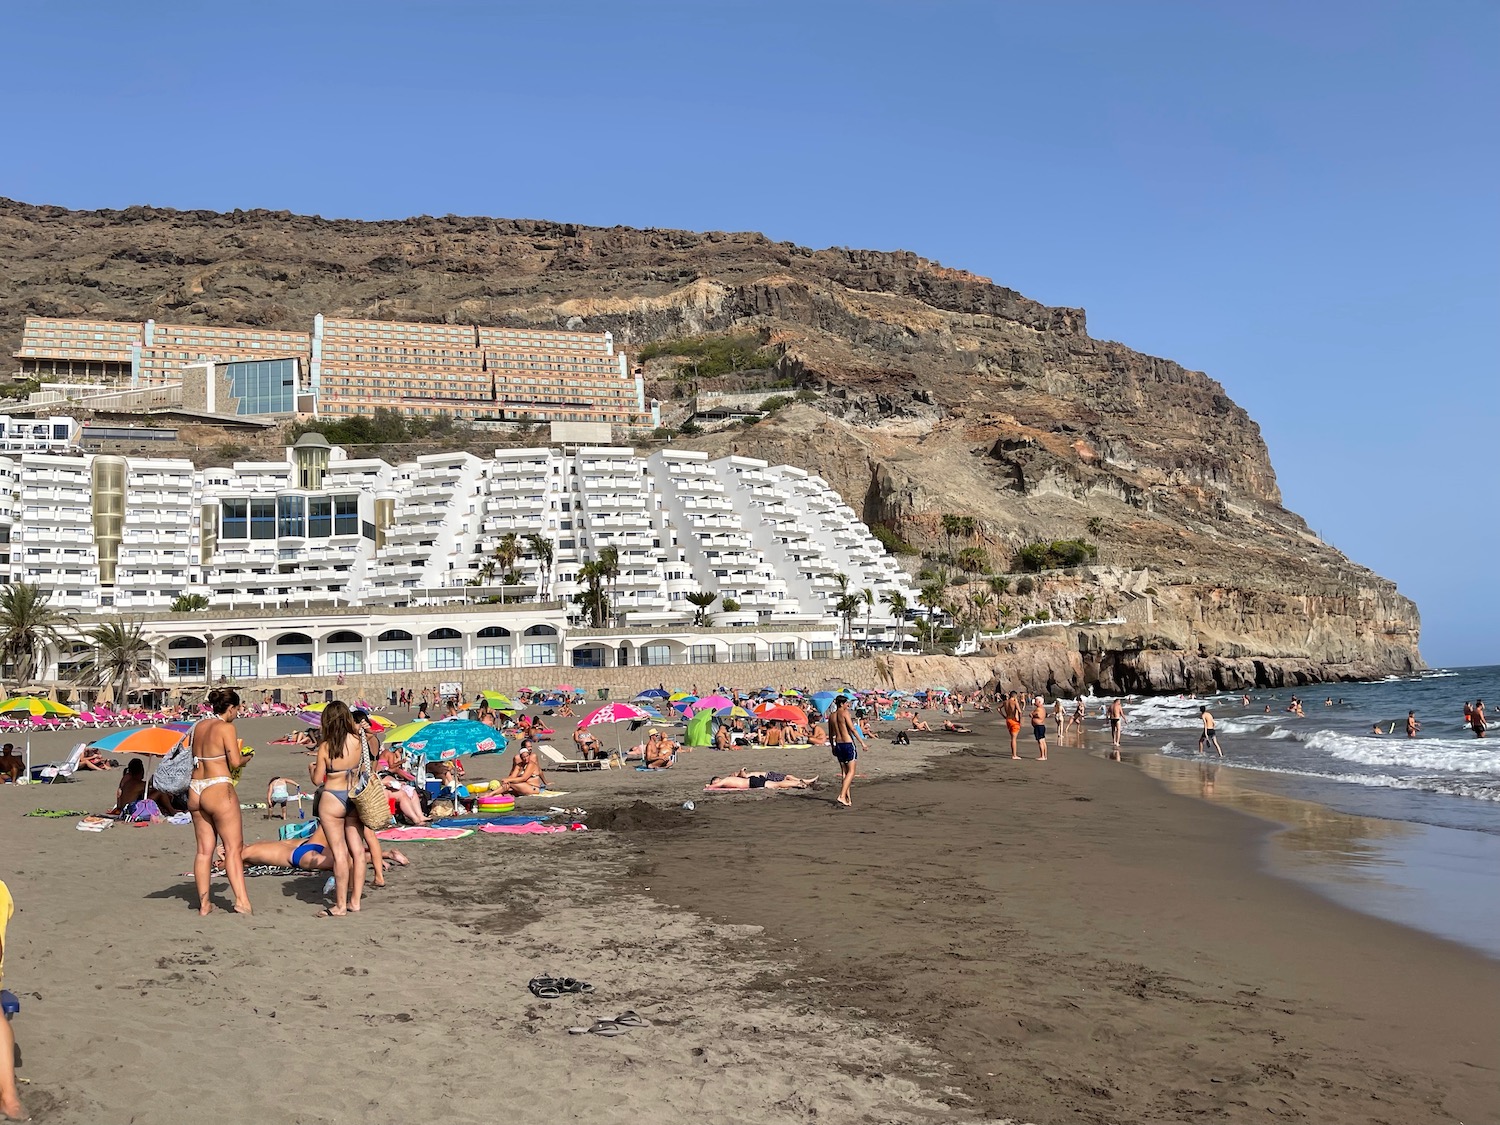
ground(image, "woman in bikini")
xmin=188 ymin=687 xmax=252 ymax=916
xmin=311 ymin=701 xmax=370 ymax=917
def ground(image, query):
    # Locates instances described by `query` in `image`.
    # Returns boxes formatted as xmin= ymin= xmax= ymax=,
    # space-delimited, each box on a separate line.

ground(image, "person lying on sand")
xmin=709 ymin=770 xmax=819 ymax=790
xmin=223 ymin=832 xmax=410 ymax=875
xmin=942 ymin=720 xmax=972 ymax=734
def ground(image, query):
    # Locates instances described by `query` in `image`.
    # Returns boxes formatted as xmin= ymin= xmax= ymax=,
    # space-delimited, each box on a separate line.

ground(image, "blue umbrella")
xmin=809 ymin=691 xmax=839 ymax=715
xmin=635 ymin=688 xmax=669 ymax=700
xmin=402 ymin=720 xmax=508 ymax=763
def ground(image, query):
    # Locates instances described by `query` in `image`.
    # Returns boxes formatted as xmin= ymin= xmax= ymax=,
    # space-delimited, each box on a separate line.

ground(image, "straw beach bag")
xmin=349 ymin=731 xmax=393 ymax=829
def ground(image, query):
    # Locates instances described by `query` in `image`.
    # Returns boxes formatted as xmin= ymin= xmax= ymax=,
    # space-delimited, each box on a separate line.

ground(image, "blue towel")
xmin=433 ymin=814 xmax=547 ymax=828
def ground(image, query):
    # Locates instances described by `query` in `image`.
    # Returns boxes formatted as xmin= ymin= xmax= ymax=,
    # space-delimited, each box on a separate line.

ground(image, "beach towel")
xmin=374 ymin=826 xmax=473 ymax=841
xmin=76 ymin=816 xmax=114 ymax=831
xmin=478 ymin=822 xmax=583 ymax=835
xmin=24 ymin=809 xmax=86 ymax=818
xmin=278 ymin=821 xmax=316 ymax=841
xmin=703 ymin=785 xmax=755 ymax=793
xmin=433 ymin=814 xmax=547 ymax=828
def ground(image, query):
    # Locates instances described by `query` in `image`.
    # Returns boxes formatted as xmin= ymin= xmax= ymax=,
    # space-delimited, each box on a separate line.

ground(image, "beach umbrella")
xmin=667 ymin=691 xmax=694 ymax=702
xmin=580 ymin=702 xmax=655 ymax=756
xmin=402 ymin=720 xmax=507 ymax=763
xmin=809 ymin=691 xmax=840 ymax=715
xmin=383 ymin=719 xmax=432 ymax=745
xmin=479 ymin=690 xmax=514 ymax=709
xmin=296 ymin=710 xmax=398 ymax=732
xmin=87 ymin=725 xmax=190 ymax=756
xmin=715 ymin=705 xmax=751 ymax=719
xmin=634 ymin=688 xmax=669 ymax=701
xmin=756 ymin=703 xmax=808 ymax=724
xmin=0 ymin=696 xmax=78 ymax=718
xmin=685 ymin=708 xmax=715 ymax=748
xmin=554 ymin=683 xmax=575 ymax=693
xmin=691 ymin=694 xmax=733 ymax=714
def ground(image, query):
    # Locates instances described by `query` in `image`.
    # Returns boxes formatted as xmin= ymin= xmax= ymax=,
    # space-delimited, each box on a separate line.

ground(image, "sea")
xmin=1118 ymin=666 xmax=1500 ymax=958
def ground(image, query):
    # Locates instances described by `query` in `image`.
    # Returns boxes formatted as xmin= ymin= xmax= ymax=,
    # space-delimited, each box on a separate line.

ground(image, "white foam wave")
xmin=1265 ymin=727 xmax=1296 ymax=740
xmin=1208 ymin=760 xmax=1500 ymax=803
xmin=1303 ymin=730 xmax=1500 ymax=776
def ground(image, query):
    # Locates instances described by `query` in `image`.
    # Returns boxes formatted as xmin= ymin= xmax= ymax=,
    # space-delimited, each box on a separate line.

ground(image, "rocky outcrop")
xmin=0 ymin=198 xmax=1423 ymax=687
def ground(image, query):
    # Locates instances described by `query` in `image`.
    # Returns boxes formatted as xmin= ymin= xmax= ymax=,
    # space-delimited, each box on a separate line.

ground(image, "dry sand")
xmin=1 ymin=710 xmax=1496 ymax=1124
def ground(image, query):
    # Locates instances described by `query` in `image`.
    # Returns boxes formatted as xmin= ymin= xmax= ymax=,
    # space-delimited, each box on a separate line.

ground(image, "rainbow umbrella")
xmin=667 ymin=691 xmax=694 ymax=702
xmin=715 ymin=705 xmax=752 ymax=719
xmin=0 ymin=696 xmax=78 ymax=718
xmin=88 ymin=725 xmax=191 ymax=756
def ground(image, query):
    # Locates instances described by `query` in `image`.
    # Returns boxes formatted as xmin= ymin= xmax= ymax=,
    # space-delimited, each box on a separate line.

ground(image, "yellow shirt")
xmin=0 ymin=878 xmax=12 ymax=983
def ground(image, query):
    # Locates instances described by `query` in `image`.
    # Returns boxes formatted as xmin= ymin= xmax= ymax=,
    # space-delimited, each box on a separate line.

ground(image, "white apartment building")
xmin=0 ymin=438 xmax=919 ymax=671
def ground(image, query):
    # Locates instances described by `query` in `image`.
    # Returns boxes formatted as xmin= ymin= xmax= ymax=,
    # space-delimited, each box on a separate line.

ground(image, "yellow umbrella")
xmin=382 ymin=719 xmax=431 ymax=745
xmin=0 ymin=696 xmax=78 ymax=717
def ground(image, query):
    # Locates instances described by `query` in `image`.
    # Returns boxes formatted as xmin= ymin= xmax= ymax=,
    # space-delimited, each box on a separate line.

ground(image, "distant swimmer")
xmin=1372 ymin=723 xmax=1384 ymax=735
xmin=1241 ymin=694 xmax=1250 ymax=706
xmin=1406 ymin=711 xmax=1420 ymax=738
xmin=1198 ymin=706 xmax=1223 ymax=757
xmin=1473 ymin=699 xmax=1488 ymax=739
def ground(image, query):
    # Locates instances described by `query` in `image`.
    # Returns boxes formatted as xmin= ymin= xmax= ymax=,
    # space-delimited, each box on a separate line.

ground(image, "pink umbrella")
xmin=579 ymin=701 xmax=654 ymax=758
xmin=689 ymin=694 xmax=733 ymax=715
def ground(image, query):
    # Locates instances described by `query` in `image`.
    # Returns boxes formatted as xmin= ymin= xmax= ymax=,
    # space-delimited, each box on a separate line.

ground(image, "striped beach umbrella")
xmin=0 ymin=696 xmax=78 ymax=718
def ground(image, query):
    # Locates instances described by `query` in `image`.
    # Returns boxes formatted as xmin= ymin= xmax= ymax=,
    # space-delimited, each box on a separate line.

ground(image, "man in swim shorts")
xmin=1107 ymin=697 xmax=1125 ymax=749
xmin=709 ymin=770 xmax=819 ymax=790
xmin=827 ymin=695 xmax=866 ymax=808
xmin=1004 ymin=692 xmax=1023 ymax=759
xmin=1199 ymin=706 xmax=1222 ymax=757
xmin=1030 ymin=696 xmax=1049 ymax=761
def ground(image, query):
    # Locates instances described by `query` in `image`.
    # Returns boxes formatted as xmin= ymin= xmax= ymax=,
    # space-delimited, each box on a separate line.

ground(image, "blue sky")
xmin=4 ymin=1 xmax=1495 ymax=665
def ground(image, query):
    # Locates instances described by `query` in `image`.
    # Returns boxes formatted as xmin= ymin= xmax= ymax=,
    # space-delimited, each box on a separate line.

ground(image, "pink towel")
xmin=375 ymin=826 xmax=473 ymax=841
xmin=478 ymin=822 xmax=584 ymax=834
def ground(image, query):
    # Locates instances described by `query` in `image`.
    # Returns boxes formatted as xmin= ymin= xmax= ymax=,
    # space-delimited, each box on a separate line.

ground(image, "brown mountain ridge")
xmin=0 ymin=197 xmax=1422 ymax=691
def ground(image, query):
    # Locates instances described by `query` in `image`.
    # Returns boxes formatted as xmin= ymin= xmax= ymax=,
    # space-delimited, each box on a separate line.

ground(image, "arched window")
xmin=326 ymin=630 xmax=364 ymax=644
xmin=427 ymin=627 xmax=462 ymax=640
xmin=276 ymin=632 xmax=313 ymax=646
xmin=221 ymin=634 xmax=257 ymax=649
xmin=377 ymin=629 xmax=413 ymax=642
xmin=523 ymin=624 xmax=558 ymax=637
xmin=167 ymin=637 xmax=205 ymax=650
xmin=476 ymin=626 xmax=511 ymax=638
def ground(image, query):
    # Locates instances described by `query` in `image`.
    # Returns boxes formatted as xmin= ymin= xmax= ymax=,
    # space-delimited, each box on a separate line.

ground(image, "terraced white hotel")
xmin=1 ymin=435 xmax=918 ymax=680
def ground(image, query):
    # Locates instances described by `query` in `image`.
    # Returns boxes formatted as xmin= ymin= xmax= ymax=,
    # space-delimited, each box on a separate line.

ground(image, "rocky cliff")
xmin=0 ymin=198 xmax=1423 ymax=689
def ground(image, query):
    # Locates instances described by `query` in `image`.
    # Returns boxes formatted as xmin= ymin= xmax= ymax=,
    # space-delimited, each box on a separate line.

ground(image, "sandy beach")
xmin=1 ymin=709 xmax=1496 ymax=1124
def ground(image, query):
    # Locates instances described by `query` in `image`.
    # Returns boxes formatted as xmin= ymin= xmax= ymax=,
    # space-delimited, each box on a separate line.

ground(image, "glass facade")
xmin=224 ymin=358 xmax=298 ymax=416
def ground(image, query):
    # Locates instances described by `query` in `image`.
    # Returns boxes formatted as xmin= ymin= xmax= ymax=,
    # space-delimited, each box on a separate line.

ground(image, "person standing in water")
xmin=1107 ymin=697 xmax=1125 ymax=750
xmin=1406 ymin=711 xmax=1420 ymax=738
xmin=1198 ymin=705 xmax=1222 ymax=757
xmin=1473 ymin=700 xmax=1488 ymax=738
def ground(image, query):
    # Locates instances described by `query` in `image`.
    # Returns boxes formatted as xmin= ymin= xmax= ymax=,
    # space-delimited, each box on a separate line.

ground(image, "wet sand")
xmin=0 ymin=712 xmax=1496 ymax=1123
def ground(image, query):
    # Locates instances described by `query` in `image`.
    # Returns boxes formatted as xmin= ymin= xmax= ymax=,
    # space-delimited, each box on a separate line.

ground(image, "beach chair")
xmin=538 ymin=745 xmax=605 ymax=772
xmin=30 ymin=742 xmax=86 ymax=783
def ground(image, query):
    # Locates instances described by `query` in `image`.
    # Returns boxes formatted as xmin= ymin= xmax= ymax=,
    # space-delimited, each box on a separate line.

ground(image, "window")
xmin=731 ymin=643 xmax=756 ymax=663
xmin=221 ymin=499 xmax=247 ymax=539
xmin=377 ymin=629 xmax=413 ymax=642
xmin=810 ymin=641 xmax=835 ymax=659
xmin=427 ymin=627 xmax=461 ymax=641
xmin=277 ymin=633 xmax=313 ymax=646
xmin=169 ymin=657 xmax=206 ymax=677
xmin=334 ymin=495 xmax=359 ymax=535
xmin=641 ymin=644 xmax=673 ymax=667
xmin=308 ymin=497 xmax=332 ymax=537
xmin=427 ymin=646 xmax=462 ymax=670
xmin=476 ymin=626 xmax=511 ymax=639
xmin=771 ymin=642 xmax=796 ymax=661
xmin=523 ymin=643 xmax=558 ymax=666
xmin=690 ymin=644 xmax=717 ymax=665
xmin=571 ymin=646 xmax=605 ymax=668
xmin=277 ymin=495 xmax=305 ymax=537
xmin=167 ymin=637 xmax=205 ymax=651
xmin=250 ymin=499 xmax=276 ymax=540
xmin=327 ymin=650 xmax=363 ymax=674
xmin=475 ymin=645 xmax=511 ymax=668
xmin=523 ymin=624 xmax=558 ymax=637
xmin=378 ymin=648 xmax=413 ymax=671
xmin=224 ymin=654 xmax=256 ymax=678
xmin=326 ymin=630 xmax=363 ymax=644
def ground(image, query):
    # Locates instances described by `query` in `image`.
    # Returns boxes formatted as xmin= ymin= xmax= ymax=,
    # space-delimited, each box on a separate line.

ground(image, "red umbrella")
xmin=756 ymin=703 xmax=808 ymax=724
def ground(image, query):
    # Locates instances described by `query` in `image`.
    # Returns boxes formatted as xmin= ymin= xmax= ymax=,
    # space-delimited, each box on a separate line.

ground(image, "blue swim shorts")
xmin=833 ymin=742 xmax=857 ymax=764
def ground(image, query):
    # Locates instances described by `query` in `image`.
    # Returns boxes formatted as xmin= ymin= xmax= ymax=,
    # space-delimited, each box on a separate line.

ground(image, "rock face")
xmin=0 ymin=198 xmax=1423 ymax=690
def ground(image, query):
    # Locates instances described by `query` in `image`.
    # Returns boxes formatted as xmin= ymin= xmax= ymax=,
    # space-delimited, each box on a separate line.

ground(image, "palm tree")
xmin=861 ymin=587 xmax=874 ymax=650
xmin=970 ymin=590 xmax=994 ymax=630
xmin=571 ymin=561 xmax=610 ymax=627
xmin=525 ymin=533 xmax=554 ymax=601
xmin=917 ymin=582 xmax=946 ymax=647
xmin=685 ymin=590 xmax=717 ymax=626
xmin=596 ymin=545 xmax=621 ymax=623
xmin=170 ymin=593 xmax=210 ymax=613
xmin=470 ymin=558 xmax=498 ymax=590
xmin=494 ymin=532 xmax=521 ymax=600
xmin=834 ymin=593 xmax=863 ymax=650
xmin=72 ymin=618 xmax=159 ymax=704
xmin=880 ymin=590 xmax=908 ymax=649
xmin=941 ymin=514 xmax=963 ymax=557
xmin=0 ymin=583 xmax=71 ymax=691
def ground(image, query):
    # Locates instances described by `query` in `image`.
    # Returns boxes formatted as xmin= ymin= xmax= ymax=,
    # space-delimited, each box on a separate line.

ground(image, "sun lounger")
xmin=30 ymin=742 xmax=86 ymax=783
xmin=538 ymin=745 xmax=605 ymax=772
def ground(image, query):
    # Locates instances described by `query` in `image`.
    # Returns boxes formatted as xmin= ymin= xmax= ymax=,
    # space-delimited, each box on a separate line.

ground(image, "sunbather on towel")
xmin=498 ymin=747 xmax=548 ymax=795
xmin=910 ymin=717 xmax=932 ymax=732
xmin=225 ymin=832 xmax=410 ymax=875
xmin=942 ymin=720 xmax=972 ymax=733
xmin=77 ymin=746 xmax=115 ymax=771
xmin=380 ymin=775 xmax=429 ymax=825
xmin=709 ymin=770 xmax=819 ymax=790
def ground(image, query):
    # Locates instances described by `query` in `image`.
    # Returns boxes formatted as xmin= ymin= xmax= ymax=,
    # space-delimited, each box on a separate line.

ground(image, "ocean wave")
xmin=1206 ymin=760 xmax=1500 ymax=803
xmin=1302 ymin=730 xmax=1500 ymax=776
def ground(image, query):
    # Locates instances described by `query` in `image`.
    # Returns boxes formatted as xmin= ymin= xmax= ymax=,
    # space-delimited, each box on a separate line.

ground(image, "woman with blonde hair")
xmin=311 ymin=700 xmax=369 ymax=916
xmin=189 ymin=687 xmax=252 ymax=915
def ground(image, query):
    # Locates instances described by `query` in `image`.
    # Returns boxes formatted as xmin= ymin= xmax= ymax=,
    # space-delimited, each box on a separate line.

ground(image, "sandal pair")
xmin=529 ymin=975 xmax=595 ymax=999
xmin=568 ymin=1011 xmax=652 ymax=1036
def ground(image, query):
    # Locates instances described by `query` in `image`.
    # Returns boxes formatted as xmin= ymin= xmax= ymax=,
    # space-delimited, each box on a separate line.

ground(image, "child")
xmin=0 ymin=877 xmax=25 ymax=1121
xmin=265 ymin=776 xmax=301 ymax=820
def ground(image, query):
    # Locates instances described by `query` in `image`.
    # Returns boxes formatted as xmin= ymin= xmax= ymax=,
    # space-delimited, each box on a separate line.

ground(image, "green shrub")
xmin=171 ymin=593 xmax=210 ymax=612
xmin=679 ymin=420 xmax=702 ymax=435
xmin=870 ymin=523 xmax=915 ymax=554
xmin=636 ymin=333 xmax=779 ymax=379
xmin=758 ymin=395 xmax=793 ymax=414
xmin=1015 ymin=575 xmax=1036 ymax=596
xmin=1014 ymin=538 xmax=1098 ymax=573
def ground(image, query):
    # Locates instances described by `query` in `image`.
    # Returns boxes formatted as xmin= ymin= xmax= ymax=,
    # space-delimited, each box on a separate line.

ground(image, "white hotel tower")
xmin=0 ymin=436 xmax=919 ymax=678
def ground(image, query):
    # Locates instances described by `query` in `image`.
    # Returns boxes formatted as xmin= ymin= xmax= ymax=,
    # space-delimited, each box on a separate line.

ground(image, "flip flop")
xmin=568 ymin=1020 xmax=628 ymax=1036
xmin=558 ymin=977 xmax=594 ymax=994
xmin=613 ymin=1010 xmax=652 ymax=1028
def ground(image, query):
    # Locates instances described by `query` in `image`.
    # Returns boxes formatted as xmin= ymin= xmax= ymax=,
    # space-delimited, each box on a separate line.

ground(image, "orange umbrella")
xmin=755 ymin=703 xmax=807 ymax=724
